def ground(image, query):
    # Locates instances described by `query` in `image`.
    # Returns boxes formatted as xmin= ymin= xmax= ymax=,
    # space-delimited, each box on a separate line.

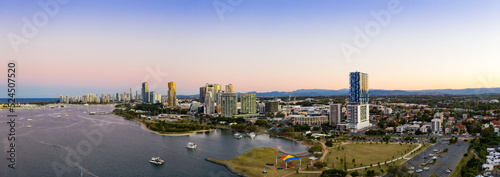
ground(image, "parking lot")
xmin=402 ymin=139 xmax=469 ymax=177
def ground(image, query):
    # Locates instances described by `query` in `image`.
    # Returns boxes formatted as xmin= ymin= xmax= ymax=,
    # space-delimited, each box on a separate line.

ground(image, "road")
xmin=402 ymin=140 xmax=469 ymax=177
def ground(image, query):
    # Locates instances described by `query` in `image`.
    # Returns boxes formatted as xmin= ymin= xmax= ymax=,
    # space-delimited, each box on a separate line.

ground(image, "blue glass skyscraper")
xmin=349 ymin=72 xmax=369 ymax=104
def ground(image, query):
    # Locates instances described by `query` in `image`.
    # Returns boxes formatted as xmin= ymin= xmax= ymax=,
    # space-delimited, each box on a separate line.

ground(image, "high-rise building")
xmin=214 ymin=84 xmax=221 ymax=94
xmin=199 ymin=87 xmax=206 ymax=104
xmin=265 ymin=101 xmax=279 ymax=113
xmin=431 ymin=119 xmax=442 ymax=134
xmin=347 ymin=72 xmax=370 ymax=131
xmin=329 ymin=103 xmax=342 ymax=126
xmin=142 ymin=82 xmax=149 ymax=103
xmin=216 ymin=91 xmax=224 ymax=105
xmin=59 ymin=95 xmax=63 ymax=103
xmin=168 ymin=82 xmax=176 ymax=107
xmin=349 ymin=72 xmax=369 ymax=104
xmin=240 ymin=93 xmax=256 ymax=114
xmin=203 ymin=84 xmax=215 ymax=114
xmin=129 ymin=88 xmax=133 ymax=101
xmin=156 ymin=93 xmax=162 ymax=104
xmin=221 ymin=93 xmax=237 ymax=117
xmin=225 ymin=84 xmax=235 ymax=93
xmin=150 ymin=91 xmax=156 ymax=104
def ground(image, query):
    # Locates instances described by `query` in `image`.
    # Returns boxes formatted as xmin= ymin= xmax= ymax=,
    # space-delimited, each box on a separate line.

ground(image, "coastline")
xmin=205 ymin=158 xmax=247 ymax=177
xmin=113 ymin=113 xmax=214 ymax=136
xmin=139 ymin=123 xmax=214 ymax=136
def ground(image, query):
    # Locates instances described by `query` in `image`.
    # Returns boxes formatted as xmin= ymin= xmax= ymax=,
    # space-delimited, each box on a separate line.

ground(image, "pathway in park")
xmin=347 ymin=143 xmax=422 ymax=171
xmin=297 ymin=142 xmax=425 ymax=174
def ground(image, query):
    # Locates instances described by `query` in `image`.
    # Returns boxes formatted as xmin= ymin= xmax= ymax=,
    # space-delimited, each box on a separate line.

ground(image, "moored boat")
xmin=149 ymin=157 xmax=165 ymax=165
xmin=247 ymin=132 xmax=256 ymax=138
xmin=186 ymin=142 xmax=197 ymax=149
xmin=234 ymin=133 xmax=243 ymax=139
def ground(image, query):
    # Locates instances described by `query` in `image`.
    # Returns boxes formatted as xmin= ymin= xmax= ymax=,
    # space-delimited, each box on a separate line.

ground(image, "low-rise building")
xmin=445 ymin=125 xmax=453 ymax=134
xmin=396 ymin=124 xmax=410 ymax=133
xmin=289 ymin=115 xmax=328 ymax=126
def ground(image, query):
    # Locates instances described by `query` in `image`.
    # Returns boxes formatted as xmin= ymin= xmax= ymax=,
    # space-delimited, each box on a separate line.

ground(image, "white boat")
xmin=247 ymin=132 xmax=256 ymax=138
xmin=149 ymin=157 xmax=164 ymax=165
xmin=57 ymin=115 xmax=62 ymax=118
xmin=186 ymin=142 xmax=197 ymax=149
xmin=27 ymin=118 xmax=32 ymax=121
xmin=234 ymin=133 xmax=243 ymax=139
xmin=27 ymin=125 xmax=32 ymax=128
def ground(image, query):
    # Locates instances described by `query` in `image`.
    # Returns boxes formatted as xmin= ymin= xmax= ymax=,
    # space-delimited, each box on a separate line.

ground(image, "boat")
xmin=57 ymin=115 xmax=62 ymax=118
xmin=234 ymin=133 xmax=243 ymax=139
xmin=27 ymin=118 xmax=32 ymax=121
xmin=186 ymin=142 xmax=197 ymax=149
xmin=149 ymin=157 xmax=164 ymax=165
xmin=27 ymin=125 xmax=32 ymax=128
xmin=247 ymin=132 xmax=256 ymax=138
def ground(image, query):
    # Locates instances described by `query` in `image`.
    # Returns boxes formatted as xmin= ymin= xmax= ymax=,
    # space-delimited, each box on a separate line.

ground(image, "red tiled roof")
xmin=491 ymin=120 xmax=500 ymax=126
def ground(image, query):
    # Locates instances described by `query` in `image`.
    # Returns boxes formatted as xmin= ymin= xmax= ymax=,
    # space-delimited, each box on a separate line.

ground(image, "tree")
xmin=321 ymin=169 xmax=347 ymax=177
xmin=366 ymin=170 xmax=376 ymax=177
xmin=255 ymin=119 xmax=268 ymax=127
xmin=350 ymin=171 xmax=359 ymax=177
xmin=326 ymin=140 xmax=334 ymax=147
xmin=314 ymin=162 xmax=327 ymax=169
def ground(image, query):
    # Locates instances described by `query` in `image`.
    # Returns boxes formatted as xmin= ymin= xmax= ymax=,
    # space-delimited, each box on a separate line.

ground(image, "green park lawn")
xmin=209 ymin=147 xmax=311 ymax=177
xmin=325 ymin=142 xmax=419 ymax=170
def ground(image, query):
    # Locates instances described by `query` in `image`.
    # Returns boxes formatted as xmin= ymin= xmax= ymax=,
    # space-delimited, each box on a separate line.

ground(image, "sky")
xmin=1 ymin=0 xmax=500 ymax=97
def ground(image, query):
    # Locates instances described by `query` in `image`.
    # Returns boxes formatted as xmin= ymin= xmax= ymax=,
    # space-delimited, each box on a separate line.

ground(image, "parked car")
xmin=416 ymin=169 xmax=422 ymax=173
xmin=423 ymin=167 xmax=429 ymax=171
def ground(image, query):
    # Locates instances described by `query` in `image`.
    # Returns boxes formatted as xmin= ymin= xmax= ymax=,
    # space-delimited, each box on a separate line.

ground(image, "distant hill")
xmin=177 ymin=88 xmax=500 ymax=98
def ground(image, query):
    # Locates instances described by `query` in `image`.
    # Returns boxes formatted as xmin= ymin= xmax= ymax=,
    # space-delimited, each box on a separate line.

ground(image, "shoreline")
xmin=205 ymin=158 xmax=247 ymax=177
xmin=134 ymin=119 xmax=214 ymax=136
xmin=112 ymin=113 xmax=214 ymax=136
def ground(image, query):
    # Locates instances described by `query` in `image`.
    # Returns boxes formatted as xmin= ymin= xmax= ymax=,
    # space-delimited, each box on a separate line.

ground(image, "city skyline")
xmin=1 ymin=0 xmax=500 ymax=97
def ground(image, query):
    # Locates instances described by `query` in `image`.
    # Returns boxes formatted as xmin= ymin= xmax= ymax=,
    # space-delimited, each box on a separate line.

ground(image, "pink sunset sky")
xmin=1 ymin=0 xmax=500 ymax=97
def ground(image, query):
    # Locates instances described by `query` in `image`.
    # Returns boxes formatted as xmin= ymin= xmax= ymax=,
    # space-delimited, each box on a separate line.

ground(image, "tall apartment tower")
xmin=150 ymin=91 xmax=156 ymax=104
xmin=168 ymin=82 xmax=177 ymax=107
xmin=329 ymin=103 xmax=342 ymax=126
xmin=199 ymin=87 xmax=206 ymax=104
xmin=346 ymin=72 xmax=370 ymax=131
xmin=129 ymin=88 xmax=133 ymax=101
xmin=204 ymin=84 xmax=215 ymax=114
xmin=240 ymin=93 xmax=256 ymax=114
xmin=142 ymin=82 xmax=149 ymax=103
xmin=225 ymin=84 xmax=235 ymax=93
xmin=221 ymin=93 xmax=237 ymax=117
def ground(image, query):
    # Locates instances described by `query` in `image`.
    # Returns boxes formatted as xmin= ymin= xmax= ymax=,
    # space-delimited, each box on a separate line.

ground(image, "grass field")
xmin=325 ymin=142 xmax=419 ymax=170
xmin=210 ymin=147 xmax=312 ymax=177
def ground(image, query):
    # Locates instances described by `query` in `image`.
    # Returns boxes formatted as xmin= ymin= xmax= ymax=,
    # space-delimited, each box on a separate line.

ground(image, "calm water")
xmin=0 ymin=105 xmax=307 ymax=177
